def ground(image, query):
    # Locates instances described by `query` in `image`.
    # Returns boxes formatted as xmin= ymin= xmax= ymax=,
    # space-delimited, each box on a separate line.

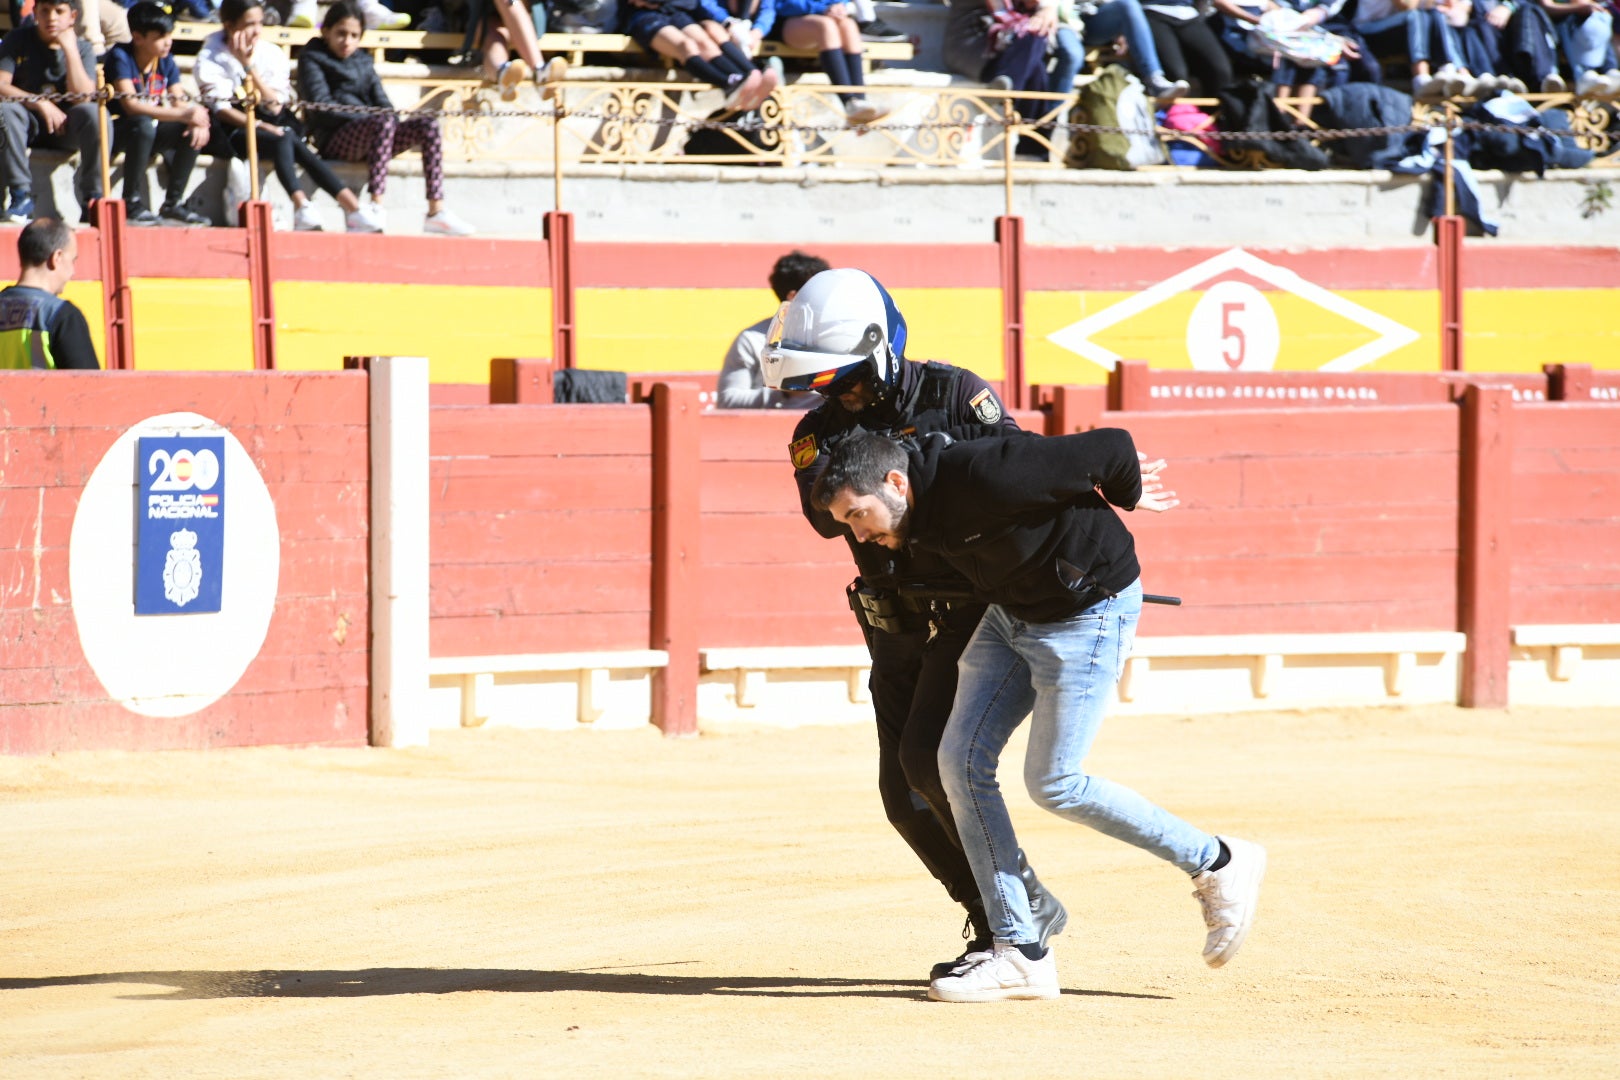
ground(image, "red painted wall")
xmin=428 ymin=405 xmax=654 ymax=656
xmin=0 ymin=372 xmax=370 ymax=752
xmin=1509 ymin=404 xmax=1620 ymax=626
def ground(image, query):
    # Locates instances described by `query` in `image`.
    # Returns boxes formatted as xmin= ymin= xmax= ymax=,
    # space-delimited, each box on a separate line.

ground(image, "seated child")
xmin=624 ymin=0 xmax=780 ymax=112
xmin=774 ymin=0 xmax=887 ymax=123
xmin=298 ymin=0 xmax=475 ymax=235
xmin=105 ymin=2 xmax=211 ymax=226
xmin=0 ymin=0 xmax=102 ymax=223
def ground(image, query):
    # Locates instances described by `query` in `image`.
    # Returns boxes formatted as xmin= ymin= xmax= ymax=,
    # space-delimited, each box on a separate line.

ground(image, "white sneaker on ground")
xmin=1192 ymin=835 xmax=1267 ymax=968
xmin=928 ymin=943 xmax=1059 ymax=1003
xmin=498 ymin=58 xmax=531 ymax=102
xmin=345 ymin=203 xmax=385 ymax=233
xmin=844 ymin=96 xmax=888 ymax=126
xmin=424 ymin=208 xmax=475 ymax=236
xmin=292 ymin=202 xmax=324 ymax=231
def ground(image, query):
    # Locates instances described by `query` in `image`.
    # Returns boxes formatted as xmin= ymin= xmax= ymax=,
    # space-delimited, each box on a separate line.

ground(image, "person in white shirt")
xmin=716 ymin=250 xmax=828 ymax=410
xmin=195 ymin=0 xmax=382 ymax=231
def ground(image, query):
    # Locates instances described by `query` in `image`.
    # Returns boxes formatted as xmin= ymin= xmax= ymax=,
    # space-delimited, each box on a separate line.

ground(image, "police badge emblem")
xmin=790 ymin=434 xmax=819 ymax=470
xmin=969 ymin=388 xmax=1003 ymax=424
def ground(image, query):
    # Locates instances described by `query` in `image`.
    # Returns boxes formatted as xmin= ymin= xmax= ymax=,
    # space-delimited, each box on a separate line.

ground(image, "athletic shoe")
xmin=1019 ymin=850 xmax=1070 ymax=950
xmin=930 ymin=908 xmax=992 ymax=981
xmin=1596 ymin=69 xmax=1620 ymax=99
xmin=286 ymin=0 xmax=317 ymax=27
xmin=1146 ymin=73 xmax=1189 ymax=103
xmin=987 ymin=74 xmax=1013 ymax=93
xmin=369 ymin=9 xmax=413 ymax=30
xmin=345 ymin=203 xmax=385 ymax=233
xmin=723 ymin=69 xmax=764 ymax=113
xmin=538 ymin=56 xmax=569 ymax=103
xmin=1192 ymin=834 xmax=1267 ymax=968
xmin=424 ymin=208 xmax=475 ymax=236
xmin=159 ymin=203 xmax=211 ymax=227
xmin=1434 ymin=64 xmax=1469 ymax=98
xmin=928 ymin=943 xmax=1060 ymax=1003
xmin=1575 ymin=70 xmax=1609 ymax=98
xmin=5 ymin=190 xmax=34 ymax=224
xmin=749 ymin=65 xmax=781 ymax=110
xmin=128 ymin=207 xmax=162 ymax=227
xmin=293 ymin=203 xmax=325 ymax=231
xmin=1412 ymin=73 xmax=1446 ymax=103
xmin=1497 ymin=75 xmax=1527 ymax=94
xmin=1540 ymin=72 xmax=1567 ymax=94
xmin=498 ymin=58 xmax=531 ymax=102
xmin=844 ymin=96 xmax=888 ymax=126
xmin=857 ymin=17 xmax=908 ymax=42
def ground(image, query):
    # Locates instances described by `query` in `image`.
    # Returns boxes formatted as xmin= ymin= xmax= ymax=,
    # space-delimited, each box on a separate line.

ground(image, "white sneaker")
xmin=1192 ymin=835 xmax=1267 ymax=968
xmin=292 ymin=203 xmax=324 ymax=232
xmin=1601 ymin=70 xmax=1620 ymax=99
xmin=1575 ymin=70 xmax=1609 ymax=98
xmin=538 ymin=56 xmax=569 ymax=101
xmin=844 ymin=96 xmax=888 ymax=126
xmin=358 ymin=0 xmax=411 ymax=29
xmin=1435 ymin=64 xmax=1469 ymax=98
xmin=1540 ymin=72 xmax=1567 ymax=94
xmin=927 ymin=943 xmax=1059 ymax=1003
xmin=286 ymin=0 xmax=317 ymax=27
xmin=345 ymin=203 xmax=384 ymax=233
xmin=497 ymin=58 xmax=531 ymax=102
xmin=424 ymin=208 xmax=475 ymax=236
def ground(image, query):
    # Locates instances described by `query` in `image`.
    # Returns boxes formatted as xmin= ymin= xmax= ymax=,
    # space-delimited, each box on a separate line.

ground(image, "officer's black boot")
xmin=1019 ymin=848 xmax=1070 ymax=950
xmin=929 ymin=902 xmax=993 ymax=981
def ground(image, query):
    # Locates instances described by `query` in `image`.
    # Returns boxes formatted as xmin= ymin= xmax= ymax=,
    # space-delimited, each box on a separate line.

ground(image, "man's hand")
xmin=1136 ymin=451 xmax=1180 ymax=513
xmin=32 ymin=98 xmax=67 ymax=133
xmin=46 ymin=19 xmax=78 ymax=50
xmin=1027 ymin=6 xmax=1059 ymax=36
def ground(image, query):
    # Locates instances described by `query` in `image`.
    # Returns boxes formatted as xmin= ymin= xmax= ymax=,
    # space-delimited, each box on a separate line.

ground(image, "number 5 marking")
xmin=1221 ymin=302 xmax=1246 ymax=370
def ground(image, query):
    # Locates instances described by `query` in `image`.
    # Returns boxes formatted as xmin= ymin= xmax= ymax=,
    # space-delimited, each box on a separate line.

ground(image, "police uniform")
xmin=0 ymin=284 xmax=99 ymax=370
xmin=789 ymin=358 xmax=1015 ymax=924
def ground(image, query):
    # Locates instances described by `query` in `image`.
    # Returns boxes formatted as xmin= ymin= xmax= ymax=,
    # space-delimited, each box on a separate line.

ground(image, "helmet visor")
xmin=762 ymin=304 xmax=881 ymax=397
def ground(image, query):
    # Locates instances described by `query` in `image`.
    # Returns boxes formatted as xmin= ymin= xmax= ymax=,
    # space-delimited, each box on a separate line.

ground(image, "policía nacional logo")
xmin=162 ymin=528 xmax=203 ymax=607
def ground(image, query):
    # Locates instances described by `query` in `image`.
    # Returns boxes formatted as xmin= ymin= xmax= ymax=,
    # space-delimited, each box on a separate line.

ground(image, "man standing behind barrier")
xmin=716 ymin=250 xmax=828 ymax=410
xmin=811 ymin=428 xmax=1266 ymax=1002
xmin=760 ymin=267 xmax=1068 ymax=977
xmin=0 ymin=217 xmax=97 ymax=369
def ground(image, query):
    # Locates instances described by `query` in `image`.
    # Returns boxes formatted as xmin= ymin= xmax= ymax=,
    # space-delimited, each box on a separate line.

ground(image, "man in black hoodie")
xmin=813 ymin=428 xmax=1268 ymax=1003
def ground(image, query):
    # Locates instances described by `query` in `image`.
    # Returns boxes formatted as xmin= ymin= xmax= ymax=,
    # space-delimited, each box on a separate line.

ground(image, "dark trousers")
xmin=868 ymin=606 xmax=985 ymax=912
xmin=1146 ymin=11 xmax=1237 ymax=94
xmin=113 ymin=116 xmax=200 ymax=213
xmin=0 ymin=99 xmax=101 ymax=200
xmin=215 ymin=107 xmax=349 ymax=201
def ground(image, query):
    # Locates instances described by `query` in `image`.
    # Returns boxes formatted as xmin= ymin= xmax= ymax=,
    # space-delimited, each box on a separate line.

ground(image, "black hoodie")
xmin=904 ymin=428 xmax=1143 ymax=622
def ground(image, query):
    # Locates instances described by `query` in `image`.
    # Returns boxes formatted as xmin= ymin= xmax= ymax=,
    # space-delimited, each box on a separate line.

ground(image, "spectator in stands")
xmin=848 ymin=0 xmax=907 ymax=42
xmin=624 ymin=0 xmax=778 ymax=111
xmin=287 ymin=0 xmax=414 ymax=30
xmin=1449 ymin=0 xmax=1530 ymax=92
xmin=0 ymin=0 xmax=102 ymax=224
xmin=196 ymin=0 xmax=384 ymax=231
xmin=978 ymin=0 xmax=1060 ymax=158
xmin=299 ymin=0 xmax=476 ymax=235
xmin=0 ymin=217 xmax=98 ymax=369
xmin=1212 ymin=0 xmax=1382 ymax=116
xmin=105 ymin=2 xmax=212 ymax=226
xmin=716 ymin=249 xmax=827 ymax=409
xmin=1047 ymin=0 xmax=1086 ymax=96
xmin=774 ymin=0 xmax=889 ymax=123
xmin=1352 ymin=0 xmax=1481 ymax=100
xmin=947 ymin=0 xmax=1189 ymax=102
xmin=1538 ymin=0 xmax=1620 ymax=96
xmin=79 ymin=0 xmax=132 ymax=56
xmin=477 ymin=0 xmax=559 ymax=99
xmin=1140 ymin=0 xmax=1240 ymax=96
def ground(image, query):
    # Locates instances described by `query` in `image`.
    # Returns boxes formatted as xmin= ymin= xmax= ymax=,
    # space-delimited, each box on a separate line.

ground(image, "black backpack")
xmin=1214 ymin=82 xmax=1332 ymax=171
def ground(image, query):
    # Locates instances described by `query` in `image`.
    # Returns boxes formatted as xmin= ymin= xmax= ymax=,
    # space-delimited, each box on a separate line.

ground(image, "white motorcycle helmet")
xmin=760 ymin=268 xmax=908 ymax=400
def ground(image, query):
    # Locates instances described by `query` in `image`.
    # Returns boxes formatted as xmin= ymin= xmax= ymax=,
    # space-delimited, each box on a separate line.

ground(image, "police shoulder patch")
xmin=969 ymin=388 xmax=1003 ymax=425
xmin=790 ymin=434 xmax=819 ymax=470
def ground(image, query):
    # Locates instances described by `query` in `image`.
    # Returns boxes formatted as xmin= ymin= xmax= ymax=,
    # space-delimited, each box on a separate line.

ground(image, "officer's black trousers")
xmin=866 ymin=608 xmax=986 ymax=913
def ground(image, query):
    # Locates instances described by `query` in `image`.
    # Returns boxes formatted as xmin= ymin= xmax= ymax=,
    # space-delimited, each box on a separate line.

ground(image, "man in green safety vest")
xmin=0 ymin=216 xmax=98 ymax=370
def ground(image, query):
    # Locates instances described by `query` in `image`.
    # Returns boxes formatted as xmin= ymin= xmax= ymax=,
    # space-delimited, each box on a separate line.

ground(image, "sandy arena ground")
xmin=2 ymin=703 xmax=1617 ymax=1079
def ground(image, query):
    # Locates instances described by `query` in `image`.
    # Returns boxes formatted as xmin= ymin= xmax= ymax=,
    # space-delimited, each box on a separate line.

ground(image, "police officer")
xmin=761 ymin=267 xmax=1065 ymax=976
xmin=0 ymin=217 xmax=98 ymax=371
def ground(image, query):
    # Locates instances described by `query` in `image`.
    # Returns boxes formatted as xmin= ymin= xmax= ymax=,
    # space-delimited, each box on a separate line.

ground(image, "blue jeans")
xmin=938 ymin=580 xmax=1219 ymax=945
xmin=1084 ymin=0 xmax=1166 ymax=80
xmin=1357 ymin=8 xmax=1461 ymax=67
xmin=1553 ymin=9 xmax=1617 ymax=78
xmin=1051 ymin=24 xmax=1085 ymax=97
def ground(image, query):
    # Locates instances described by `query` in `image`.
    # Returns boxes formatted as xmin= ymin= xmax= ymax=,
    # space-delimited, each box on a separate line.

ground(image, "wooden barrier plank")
xmin=1116 ymin=405 xmax=1460 ymax=454
xmin=429 ymin=458 xmax=653 ymax=512
xmin=1126 ymin=596 xmax=1459 ymax=636
xmin=433 ymin=509 xmax=653 ymax=562
xmin=430 ymin=561 xmax=651 ymax=616
xmin=701 ymin=461 xmax=814 ymax=513
xmin=430 ymin=610 xmax=651 ymax=657
xmin=699 ymin=514 xmax=850 ymax=564
xmin=431 ymin=406 xmax=652 ymax=458
xmin=696 ymin=612 xmax=865 ymax=650
xmin=1236 ymin=452 xmax=1460 ymax=508
xmin=1136 ymin=509 xmax=1458 ymax=559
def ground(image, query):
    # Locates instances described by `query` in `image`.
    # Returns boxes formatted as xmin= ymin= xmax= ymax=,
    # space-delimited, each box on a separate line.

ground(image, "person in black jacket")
xmin=812 ymin=428 xmax=1267 ymax=1003
xmin=298 ymin=0 xmax=475 ymax=235
xmin=760 ymin=267 xmax=1068 ymax=980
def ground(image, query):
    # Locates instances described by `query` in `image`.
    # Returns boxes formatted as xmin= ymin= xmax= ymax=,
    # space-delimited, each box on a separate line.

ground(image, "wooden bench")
xmin=701 ymin=645 xmax=871 ymax=708
xmin=162 ymin=22 xmax=913 ymax=71
xmin=429 ymin=649 xmax=669 ymax=726
xmin=1119 ymin=631 xmax=1468 ymax=702
xmin=1511 ymin=625 xmax=1620 ymax=681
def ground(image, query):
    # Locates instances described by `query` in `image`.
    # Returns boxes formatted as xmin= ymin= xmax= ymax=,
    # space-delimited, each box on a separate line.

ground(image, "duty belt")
xmin=847 ymin=580 xmax=977 ymax=635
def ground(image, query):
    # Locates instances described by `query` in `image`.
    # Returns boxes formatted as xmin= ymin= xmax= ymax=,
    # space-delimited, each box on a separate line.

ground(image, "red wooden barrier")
xmin=1545 ymin=363 xmax=1620 ymax=403
xmin=427 ymin=404 xmax=653 ymax=656
xmin=0 ymin=372 xmax=370 ymax=752
xmin=1458 ymin=386 xmax=1512 ymax=707
xmin=1108 ymin=359 xmax=1547 ymax=411
xmin=650 ymin=383 xmax=702 ymax=735
xmin=490 ymin=357 xmax=555 ymax=404
xmin=997 ymin=215 xmax=1026 ymax=411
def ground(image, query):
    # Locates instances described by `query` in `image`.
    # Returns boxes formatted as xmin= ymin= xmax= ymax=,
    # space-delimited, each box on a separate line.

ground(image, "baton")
xmin=1143 ymin=594 xmax=1182 ymax=606
xmin=1058 ymin=558 xmax=1181 ymax=607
